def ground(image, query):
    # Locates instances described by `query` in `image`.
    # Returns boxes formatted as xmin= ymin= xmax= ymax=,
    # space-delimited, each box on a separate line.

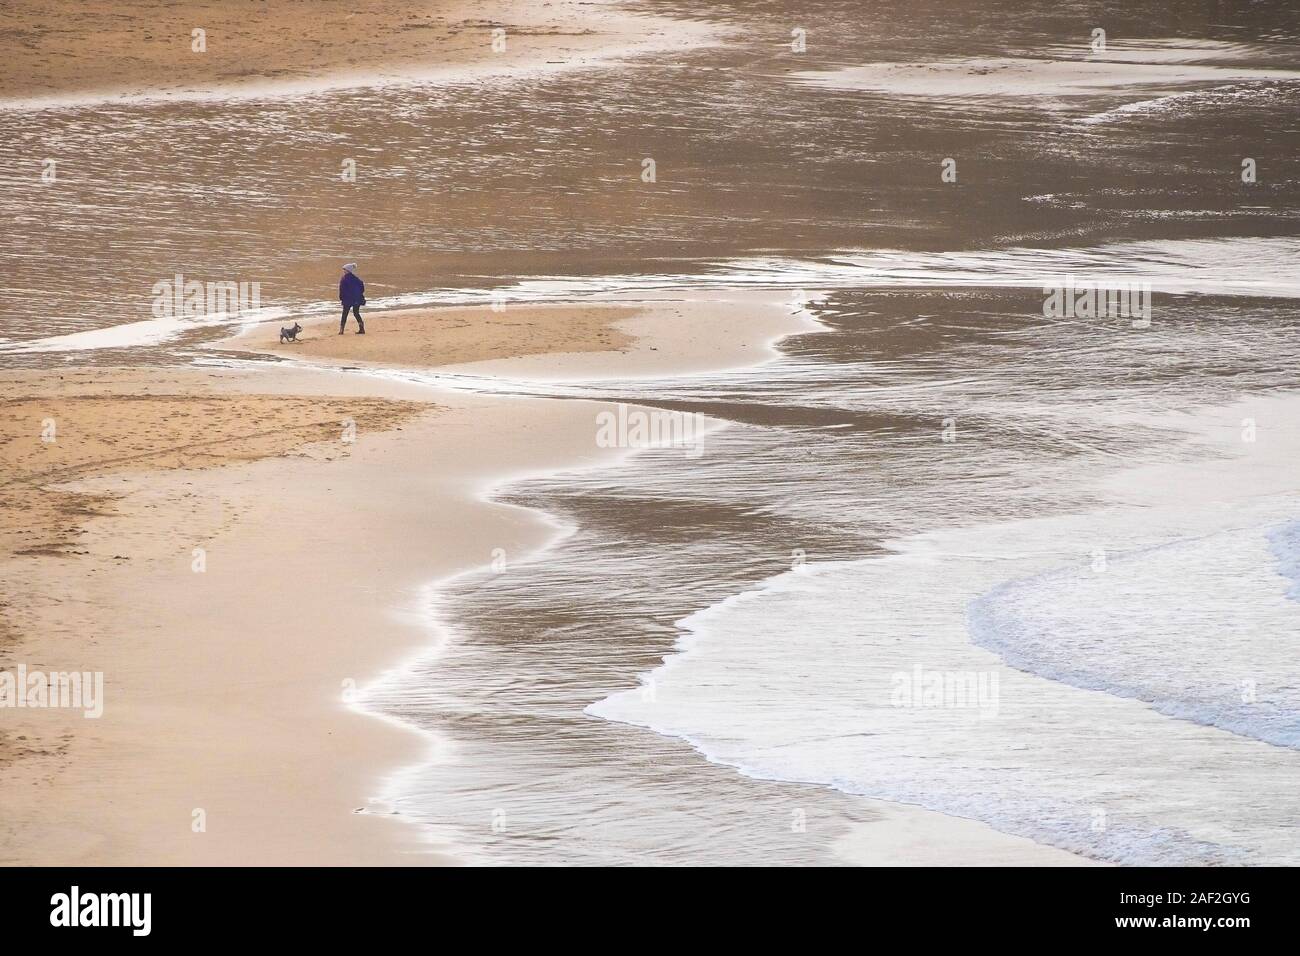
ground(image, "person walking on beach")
xmin=339 ymin=262 xmax=365 ymax=334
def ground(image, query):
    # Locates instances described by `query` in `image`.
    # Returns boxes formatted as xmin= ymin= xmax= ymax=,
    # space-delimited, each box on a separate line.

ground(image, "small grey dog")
xmin=279 ymin=322 xmax=303 ymax=344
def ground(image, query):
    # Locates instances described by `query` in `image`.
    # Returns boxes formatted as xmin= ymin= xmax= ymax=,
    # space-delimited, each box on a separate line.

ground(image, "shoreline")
xmin=3 ymin=293 xmax=1104 ymax=866
xmin=0 ymin=362 xmax=654 ymax=865
xmin=0 ymin=295 xmax=814 ymax=865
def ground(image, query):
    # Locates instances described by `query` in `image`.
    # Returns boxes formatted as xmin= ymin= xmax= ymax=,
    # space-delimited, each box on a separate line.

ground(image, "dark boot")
xmin=356 ymin=318 xmax=365 ymax=335
xmin=339 ymin=320 xmax=345 ymax=335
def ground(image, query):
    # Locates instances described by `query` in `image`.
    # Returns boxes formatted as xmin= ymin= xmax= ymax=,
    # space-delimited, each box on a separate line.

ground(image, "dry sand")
xmin=231 ymin=304 xmax=638 ymax=369
xmin=0 ymin=389 xmax=420 ymax=564
xmin=0 ymin=0 xmax=717 ymax=110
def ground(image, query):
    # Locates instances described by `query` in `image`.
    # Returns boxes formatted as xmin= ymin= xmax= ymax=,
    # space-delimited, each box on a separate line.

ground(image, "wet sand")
xmin=0 ymin=0 xmax=715 ymax=110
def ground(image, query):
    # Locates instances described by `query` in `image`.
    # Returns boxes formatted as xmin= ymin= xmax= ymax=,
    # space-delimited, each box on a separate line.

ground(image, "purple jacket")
xmin=339 ymin=272 xmax=365 ymax=306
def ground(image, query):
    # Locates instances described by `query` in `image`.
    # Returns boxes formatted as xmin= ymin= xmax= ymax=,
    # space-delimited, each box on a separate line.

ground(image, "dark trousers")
xmin=340 ymin=303 xmax=364 ymax=332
